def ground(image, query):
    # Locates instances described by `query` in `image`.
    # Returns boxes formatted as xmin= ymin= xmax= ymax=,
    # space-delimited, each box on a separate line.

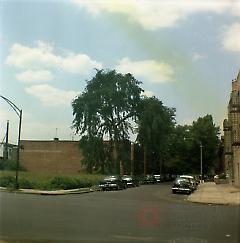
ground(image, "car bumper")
xmin=172 ymin=187 xmax=191 ymax=193
xmin=99 ymin=184 xmax=118 ymax=189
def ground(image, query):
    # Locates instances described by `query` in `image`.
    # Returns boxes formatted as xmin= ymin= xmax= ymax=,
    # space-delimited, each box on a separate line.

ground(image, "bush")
xmin=0 ymin=160 xmax=26 ymax=171
xmin=50 ymin=177 xmax=75 ymax=190
xmin=19 ymin=178 xmax=34 ymax=189
xmin=0 ymin=175 xmax=15 ymax=188
xmin=50 ymin=176 xmax=92 ymax=190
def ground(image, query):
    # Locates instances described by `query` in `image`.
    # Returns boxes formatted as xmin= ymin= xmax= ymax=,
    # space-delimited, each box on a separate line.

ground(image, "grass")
xmin=0 ymin=171 xmax=106 ymax=190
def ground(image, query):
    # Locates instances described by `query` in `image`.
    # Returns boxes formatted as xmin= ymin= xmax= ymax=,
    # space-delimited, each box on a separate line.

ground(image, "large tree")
xmin=167 ymin=115 xmax=220 ymax=175
xmin=72 ymin=69 xmax=143 ymax=173
xmin=137 ymin=96 xmax=176 ymax=174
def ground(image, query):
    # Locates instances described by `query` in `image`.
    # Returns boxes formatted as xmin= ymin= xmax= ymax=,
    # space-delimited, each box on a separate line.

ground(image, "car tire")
xmin=172 ymin=190 xmax=176 ymax=194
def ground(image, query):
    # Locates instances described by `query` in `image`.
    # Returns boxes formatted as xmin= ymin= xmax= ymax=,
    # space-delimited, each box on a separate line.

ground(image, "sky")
xmin=0 ymin=0 xmax=240 ymax=145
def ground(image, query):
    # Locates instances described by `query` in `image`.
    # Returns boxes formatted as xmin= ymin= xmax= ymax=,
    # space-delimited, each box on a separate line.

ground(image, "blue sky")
xmin=0 ymin=0 xmax=240 ymax=144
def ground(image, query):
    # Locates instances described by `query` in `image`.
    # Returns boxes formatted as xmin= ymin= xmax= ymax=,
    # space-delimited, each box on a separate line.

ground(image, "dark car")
xmin=99 ymin=175 xmax=127 ymax=191
xmin=143 ymin=174 xmax=157 ymax=184
xmin=172 ymin=178 xmax=192 ymax=195
xmin=122 ymin=175 xmax=139 ymax=187
xmin=179 ymin=175 xmax=198 ymax=191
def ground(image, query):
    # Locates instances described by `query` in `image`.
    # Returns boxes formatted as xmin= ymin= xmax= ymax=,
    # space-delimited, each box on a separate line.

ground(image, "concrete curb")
xmin=0 ymin=187 xmax=101 ymax=195
xmin=186 ymin=198 xmax=230 ymax=206
xmin=187 ymin=198 xmax=240 ymax=206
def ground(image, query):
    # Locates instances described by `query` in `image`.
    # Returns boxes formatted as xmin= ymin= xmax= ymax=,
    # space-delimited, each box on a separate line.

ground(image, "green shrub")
xmin=50 ymin=177 xmax=75 ymax=190
xmin=19 ymin=178 xmax=34 ymax=189
xmin=0 ymin=175 xmax=15 ymax=188
xmin=0 ymin=160 xmax=26 ymax=171
xmin=50 ymin=176 xmax=92 ymax=190
xmin=75 ymin=178 xmax=92 ymax=188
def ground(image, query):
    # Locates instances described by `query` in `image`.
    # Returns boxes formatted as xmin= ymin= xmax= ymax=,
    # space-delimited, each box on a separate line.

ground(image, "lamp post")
xmin=0 ymin=95 xmax=22 ymax=189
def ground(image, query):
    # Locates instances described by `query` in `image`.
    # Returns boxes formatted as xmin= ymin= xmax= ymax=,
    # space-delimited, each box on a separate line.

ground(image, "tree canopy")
xmin=72 ymin=69 xmax=143 ymax=141
xmin=137 ymin=96 xmax=176 ymax=174
xmin=72 ymin=69 xmax=143 ymax=173
xmin=72 ymin=69 xmax=221 ymax=176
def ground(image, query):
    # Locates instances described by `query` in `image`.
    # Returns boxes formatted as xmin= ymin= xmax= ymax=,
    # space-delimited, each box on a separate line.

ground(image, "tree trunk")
xmin=113 ymin=141 xmax=118 ymax=174
xmin=144 ymin=146 xmax=147 ymax=175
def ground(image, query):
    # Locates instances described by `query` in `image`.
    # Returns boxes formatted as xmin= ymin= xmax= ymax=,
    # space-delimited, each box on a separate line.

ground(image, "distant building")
xmin=0 ymin=142 xmax=17 ymax=161
xmin=223 ymin=70 xmax=240 ymax=186
xmin=19 ymin=139 xmax=84 ymax=173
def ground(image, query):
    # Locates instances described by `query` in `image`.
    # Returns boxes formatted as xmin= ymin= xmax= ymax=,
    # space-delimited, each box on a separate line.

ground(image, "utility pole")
xmin=0 ymin=95 xmax=22 ymax=190
xmin=4 ymin=120 xmax=9 ymax=160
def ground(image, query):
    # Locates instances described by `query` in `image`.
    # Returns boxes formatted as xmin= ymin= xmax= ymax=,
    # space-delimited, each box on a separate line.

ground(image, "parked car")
xmin=143 ymin=174 xmax=157 ymax=184
xmin=172 ymin=178 xmax=192 ymax=195
xmin=153 ymin=174 xmax=165 ymax=183
xmin=122 ymin=175 xmax=139 ymax=187
xmin=179 ymin=175 xmax=198 ymax=191
xmin=99 ymin=175 xmax=127 ymax=191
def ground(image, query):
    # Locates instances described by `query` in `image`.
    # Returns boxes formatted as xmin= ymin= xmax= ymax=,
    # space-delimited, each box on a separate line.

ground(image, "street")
xmin=0 ymin=183 xmax=239 ymax=243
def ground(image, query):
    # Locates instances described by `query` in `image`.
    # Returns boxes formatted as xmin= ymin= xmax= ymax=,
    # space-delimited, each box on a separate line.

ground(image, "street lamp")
xmin=0 ymin=95 xmax=22 ymax=189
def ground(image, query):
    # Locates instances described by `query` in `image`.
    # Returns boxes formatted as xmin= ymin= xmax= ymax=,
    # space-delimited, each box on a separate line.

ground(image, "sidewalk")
xmin=187 ymin=182 xmax=240 ymax=206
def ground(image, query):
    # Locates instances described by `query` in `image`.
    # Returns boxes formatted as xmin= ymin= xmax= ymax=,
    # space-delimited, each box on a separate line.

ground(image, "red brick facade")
xmin=19 ymin=140 xmax=84 ymax=173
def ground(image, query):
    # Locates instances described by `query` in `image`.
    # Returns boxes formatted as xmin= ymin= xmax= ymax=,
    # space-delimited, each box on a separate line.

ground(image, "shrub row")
xmin=0 ymin=160 xmax=26 ymax=171
xmin=0 ymin=175 xmax=93 ymax=190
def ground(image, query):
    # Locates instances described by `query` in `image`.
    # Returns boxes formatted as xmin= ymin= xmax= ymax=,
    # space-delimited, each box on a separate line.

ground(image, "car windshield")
xmin=175 ymin=179 xmax=189 ymax=184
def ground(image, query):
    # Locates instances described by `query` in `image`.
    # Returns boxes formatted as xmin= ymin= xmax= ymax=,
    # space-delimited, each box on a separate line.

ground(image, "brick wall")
xmin=19 ymin=140 xmax=84 ymax=173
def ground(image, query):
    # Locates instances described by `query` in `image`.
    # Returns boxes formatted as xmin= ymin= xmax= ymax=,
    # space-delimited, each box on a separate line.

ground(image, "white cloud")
xmin=223 ymin=22 xmax=240 ymax=52
xmin=192 ymin=52 xmax=205 ymax=61
xmin=72 ymin=0 xmax=240 ymax=30
xmin=115 ymin=57 xmax=174 ymax=83
xmin=142 ymin=90 xmax=154 ymax=97
xmin=6 ymin=41 xmax=102 ymax=74
xmin=16 ymin=70 xmax=53 ymax=83
xmin=25 ymin=84 xmax=79 ymax=107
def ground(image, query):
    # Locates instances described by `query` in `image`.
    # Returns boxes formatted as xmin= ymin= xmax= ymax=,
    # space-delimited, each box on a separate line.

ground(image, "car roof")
xmin=175 ymin=178 xmax=190 ymax=182
xmin=179 ymin=175 xmax=194 ymax=179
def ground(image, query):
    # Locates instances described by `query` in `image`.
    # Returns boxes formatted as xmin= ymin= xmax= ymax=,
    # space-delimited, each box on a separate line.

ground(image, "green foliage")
xmin=167 ymin=115 xmax=220 ymax=175
xmin=137 ymin=96 xmax=176 ymax=173
xmin=19 ymin=178 xmax=35 ymax=189
xmin=50 ymin=176 xmax=92 ymax=190
xmin=0 ymin=175 xmax=15 ymax=188
xmin=0 ymin=171 xmax=105 ymax=190
xmin=79 ymin=135 xmax=111 ymax=174
xmin=0 ymin=159 xmax=26 ymax=171
xmin=72 ymin=69 xmax=143 ymax=173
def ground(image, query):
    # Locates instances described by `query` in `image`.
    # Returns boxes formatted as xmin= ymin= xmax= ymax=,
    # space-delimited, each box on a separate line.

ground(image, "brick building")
xmin=19 ymin=139 xmax=84 ymax=173
xmin=223 ymin=70 xmax=240 ymax=186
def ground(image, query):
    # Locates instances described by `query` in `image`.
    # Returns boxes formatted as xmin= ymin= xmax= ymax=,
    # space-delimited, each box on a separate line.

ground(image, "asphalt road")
xmin=0 ymin=183 xmax=239 ymax=243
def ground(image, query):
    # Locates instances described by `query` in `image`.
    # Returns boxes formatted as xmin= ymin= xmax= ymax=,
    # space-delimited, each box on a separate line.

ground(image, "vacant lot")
xmin=0 ymin=170 xmax=105 ymax=190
